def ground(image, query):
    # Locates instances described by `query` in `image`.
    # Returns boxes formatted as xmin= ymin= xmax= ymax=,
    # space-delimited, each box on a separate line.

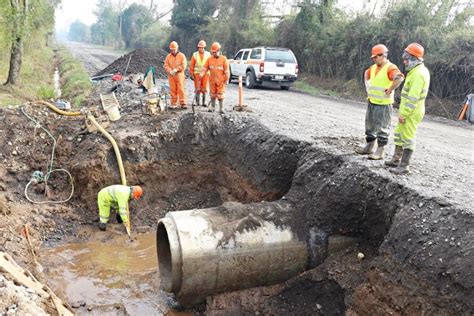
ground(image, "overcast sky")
xmin=55 ymin=0 xmax=368 ymax=33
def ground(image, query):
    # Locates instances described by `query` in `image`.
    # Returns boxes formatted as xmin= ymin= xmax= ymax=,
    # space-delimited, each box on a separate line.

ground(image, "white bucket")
xmin=105 ymin=104 xmax=121 ymax=121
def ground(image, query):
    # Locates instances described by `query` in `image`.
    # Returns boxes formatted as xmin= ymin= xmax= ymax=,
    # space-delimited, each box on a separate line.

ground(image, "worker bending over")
xmin=97 ymin=185 xmax=143 ymax=231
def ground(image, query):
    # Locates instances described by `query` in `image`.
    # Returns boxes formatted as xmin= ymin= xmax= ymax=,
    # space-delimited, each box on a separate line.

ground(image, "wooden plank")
xmin=0 ymin=251 xmax=74 ymax=316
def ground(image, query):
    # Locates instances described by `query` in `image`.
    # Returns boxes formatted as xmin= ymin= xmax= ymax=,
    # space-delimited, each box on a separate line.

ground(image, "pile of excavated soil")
xmin=94 ymin=48 xmax=169 ymax=78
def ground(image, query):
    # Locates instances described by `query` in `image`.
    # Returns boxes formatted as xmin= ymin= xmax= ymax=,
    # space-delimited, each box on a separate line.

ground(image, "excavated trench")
xmin=38 ymin=112 xmax=472 ymax=315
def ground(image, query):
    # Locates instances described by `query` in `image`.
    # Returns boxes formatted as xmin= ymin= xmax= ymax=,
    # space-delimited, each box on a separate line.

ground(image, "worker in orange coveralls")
xmin=164 ymin=41 xmax=187 ymax=108
xmin=200 ymin=42 xmax=229 ymax=113
xmin=189 ymin=40 xmax=211 ymax=107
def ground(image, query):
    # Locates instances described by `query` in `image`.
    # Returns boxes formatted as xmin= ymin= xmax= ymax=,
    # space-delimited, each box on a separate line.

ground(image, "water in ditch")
xmin=40 ymin=228 xmax=186 ymax=315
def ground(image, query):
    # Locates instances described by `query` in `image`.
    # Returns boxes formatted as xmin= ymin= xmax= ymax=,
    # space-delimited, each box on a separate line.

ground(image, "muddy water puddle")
xmin=41 ymin=230 xmax=182 ymax=315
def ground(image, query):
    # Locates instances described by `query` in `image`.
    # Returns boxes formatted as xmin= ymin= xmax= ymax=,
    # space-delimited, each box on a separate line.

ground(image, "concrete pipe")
xmin=156 ymin=202 xmax=327 ymax=307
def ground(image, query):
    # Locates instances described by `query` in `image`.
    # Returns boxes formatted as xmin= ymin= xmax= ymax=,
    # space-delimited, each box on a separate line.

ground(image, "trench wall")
xmin=69 ymin=113 xmax=472 ymax=313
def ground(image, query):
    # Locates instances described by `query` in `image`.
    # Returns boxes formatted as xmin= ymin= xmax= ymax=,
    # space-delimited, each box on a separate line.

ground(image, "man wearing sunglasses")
xmin=356 ymin=44 xmax=404 ymax=160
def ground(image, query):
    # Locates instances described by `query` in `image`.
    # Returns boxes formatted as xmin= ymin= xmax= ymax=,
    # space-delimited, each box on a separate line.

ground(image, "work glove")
xmin=170 ymin=70 xmax=176 ymax=76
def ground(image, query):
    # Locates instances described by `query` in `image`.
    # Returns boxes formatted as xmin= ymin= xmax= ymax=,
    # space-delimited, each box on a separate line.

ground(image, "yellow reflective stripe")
xmin=368 ymin=86 xmax=386 ymax=92
xmin=402 ymin=93 xmax=418 ymax=102
xmin=368 ymin=94 xmax=391 ymax=101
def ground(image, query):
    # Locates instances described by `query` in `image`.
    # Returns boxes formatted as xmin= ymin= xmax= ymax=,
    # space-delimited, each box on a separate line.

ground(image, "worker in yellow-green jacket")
xmin=385 ymin=43 xmax=430 ymax=174
xmin=97 ymin=185 xmax=143 ymax=231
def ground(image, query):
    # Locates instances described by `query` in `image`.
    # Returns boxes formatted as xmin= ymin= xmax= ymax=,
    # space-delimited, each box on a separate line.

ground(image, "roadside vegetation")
xmin=0 ymin=0 xmax=57 ymax=105
xmin=56 ymin=48 xmax=92 ymax=107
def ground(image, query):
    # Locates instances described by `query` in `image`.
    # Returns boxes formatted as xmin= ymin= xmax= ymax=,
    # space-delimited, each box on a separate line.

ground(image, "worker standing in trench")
xmin=189 ymin=40 xmax=211 ymax=107
xmin=97 ymin=185 xmax=143 ymax=231
xmin=356 ymin=44 xmax=404 ymax=160
xmin=200 ymin=42 xmax=230 ymax=114
xmin=164 ymin=41 xmax=187 ymax=109
xmin=386 ymin=43 xmax=430 ymax=174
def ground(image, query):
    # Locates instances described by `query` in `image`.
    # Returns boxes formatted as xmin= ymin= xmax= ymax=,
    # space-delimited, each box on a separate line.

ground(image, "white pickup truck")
xmin=228 ymin=46 xmax=298 ymax=90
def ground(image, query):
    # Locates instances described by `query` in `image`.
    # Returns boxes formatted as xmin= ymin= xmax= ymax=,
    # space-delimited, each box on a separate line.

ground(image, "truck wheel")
xmin=280 ymin=86 xmax=290 ymax=90
xmin=245 ymin=71 xmax=256 ymax=89
xmin=228 ymin=70 xmax=233 ymax=83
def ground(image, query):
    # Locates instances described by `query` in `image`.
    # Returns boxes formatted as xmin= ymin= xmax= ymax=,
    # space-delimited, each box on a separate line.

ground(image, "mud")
xmin=1 ymin=102 xmax=472 ymax=315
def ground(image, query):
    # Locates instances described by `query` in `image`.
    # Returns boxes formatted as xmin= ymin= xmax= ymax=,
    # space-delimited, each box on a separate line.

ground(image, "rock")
xmin=357 ymin=252 xmax=365 ymax=260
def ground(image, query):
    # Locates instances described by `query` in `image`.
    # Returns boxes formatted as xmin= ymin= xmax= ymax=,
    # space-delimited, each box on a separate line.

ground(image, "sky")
xmin=55 ymin=0 xmax=174 ymax=33
xmin=54 ymin=0 xmax=372 ymax=33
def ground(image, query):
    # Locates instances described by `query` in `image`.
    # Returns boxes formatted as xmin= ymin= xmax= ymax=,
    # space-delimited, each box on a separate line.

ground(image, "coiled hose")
xmin=21 ymin=106 xmax=74 ymax=204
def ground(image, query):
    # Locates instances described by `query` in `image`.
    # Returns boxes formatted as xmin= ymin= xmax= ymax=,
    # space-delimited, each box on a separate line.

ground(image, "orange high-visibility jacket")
xmin=202 ymin=55 xmax=229 ymax=84
xmin=164 ymin=52 xmax=187 ymax=76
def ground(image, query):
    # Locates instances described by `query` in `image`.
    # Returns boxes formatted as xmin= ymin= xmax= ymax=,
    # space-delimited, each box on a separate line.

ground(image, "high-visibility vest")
xmin=193 ymin=51 xmax=210 ymax=74
xmin=400 ymin=64 xmax=430 ymax=119
xmin=103 ymin=185 xmax=131 ymax=220
xmin=367 ymin=62 xmax=394 ymax=105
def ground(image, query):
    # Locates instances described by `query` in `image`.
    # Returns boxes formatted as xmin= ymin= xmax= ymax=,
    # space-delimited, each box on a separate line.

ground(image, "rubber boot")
xmin=355 ymin=141 xmax=375 ymax=155
xmin=116 ymin=212 xmax=123 ymax=224
xmin=208 ymin=99 xmax=216 ymax=112
xmin=202 ymin=94 xmax=206 ymax=107
xmin=218 ymin=99 xmax=224 ymax=114
xmin=384 ymin=145 xmax=403 ymax=167
xmin=99 ymin=222 xmax=106 ymax=231
xmin=390 ymin=149 xmax=413 ymax=174
xmin=368 ymin=145 xmax=385 ymax=160
xmin=195 ymin=93 xmax=200 ymax=106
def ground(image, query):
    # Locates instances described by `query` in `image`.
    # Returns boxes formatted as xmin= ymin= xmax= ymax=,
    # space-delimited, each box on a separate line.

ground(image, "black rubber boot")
xmin=385 ymin=145 xmax=403 ymax=167
xmin=195 ymin=93 xmax=200 ymax=106
xmin=218 ymin=99 xmax=224 ymax=114
xmin=99 ymin=223 xmax=106 ymax=231
xmin=116 ymin=212 xmax=123 ymax=224
xmin=355 ymin=141 xmax=375 ymax=155
xmin=390 ymin=149 xmax=413 ymax=174
xmin=202 ymin=94 xmax=206 ymax=107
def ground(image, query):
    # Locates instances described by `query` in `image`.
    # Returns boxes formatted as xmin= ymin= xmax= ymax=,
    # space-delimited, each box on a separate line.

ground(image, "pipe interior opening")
xmin=157 ymin=221 xmax=172 ymax=291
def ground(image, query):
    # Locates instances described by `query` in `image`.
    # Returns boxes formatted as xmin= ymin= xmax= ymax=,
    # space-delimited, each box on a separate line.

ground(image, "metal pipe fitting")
xmin=156 ymin=203 xmax=327 ymax=307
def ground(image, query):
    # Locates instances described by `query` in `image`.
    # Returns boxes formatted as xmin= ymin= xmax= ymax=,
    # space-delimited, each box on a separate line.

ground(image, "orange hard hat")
xmin=131 ymin=186 xmax=143 ymax=200
xmin=210 ymin=42 xmax=221 ymax=52
xmin=404 ymin=43 xmax=424 ymax=59
xmin=371 ymin=44 xmax=388 ymax=58
xmin=197 ymin=40 xmax=206 ymax=48
xmin=169 ymin=41 xmax=178 ymax=50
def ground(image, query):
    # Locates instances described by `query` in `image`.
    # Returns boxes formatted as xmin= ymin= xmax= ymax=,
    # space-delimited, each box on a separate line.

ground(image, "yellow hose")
xmin=86 ymin=115 xmax=127 ymax=185
xmin=34 ymin=100 xmax=81 ymax=116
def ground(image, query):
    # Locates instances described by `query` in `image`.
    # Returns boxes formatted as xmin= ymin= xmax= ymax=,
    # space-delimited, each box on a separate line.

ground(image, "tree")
xmin=68 ymin=20 xmax=88 ymax=42
xmin=5 ymin=0 xmax=29 ymax=86
xmin=121 ymin=3 xmax=152 ymax=48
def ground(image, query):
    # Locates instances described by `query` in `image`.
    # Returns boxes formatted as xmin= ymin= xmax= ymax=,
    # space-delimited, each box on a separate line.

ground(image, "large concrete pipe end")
xmin=156 ymin=203 xmax=328 ymax=307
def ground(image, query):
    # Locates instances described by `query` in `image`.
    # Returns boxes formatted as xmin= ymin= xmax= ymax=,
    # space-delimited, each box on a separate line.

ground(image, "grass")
xmin=0 ymin=35 xmax=55 ymax=106
xmin=57 ymin=47 xmax=92 ymax=107
xmin=294 ymin=74 xmax=367 ymax=101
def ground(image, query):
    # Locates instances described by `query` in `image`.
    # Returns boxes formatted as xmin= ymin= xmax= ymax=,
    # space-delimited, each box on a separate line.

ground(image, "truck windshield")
xmin=265 ymin=49 xmax=295 ymax=63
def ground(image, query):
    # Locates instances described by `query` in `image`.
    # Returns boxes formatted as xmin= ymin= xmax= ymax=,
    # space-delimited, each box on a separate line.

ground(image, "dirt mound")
xmin=94 ymin=48 xmax=169 ymax=78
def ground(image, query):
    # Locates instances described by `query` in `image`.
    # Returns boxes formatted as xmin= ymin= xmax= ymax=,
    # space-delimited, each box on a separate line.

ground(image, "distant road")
xmin=60 ymin=41 xmax=127 ymax=76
